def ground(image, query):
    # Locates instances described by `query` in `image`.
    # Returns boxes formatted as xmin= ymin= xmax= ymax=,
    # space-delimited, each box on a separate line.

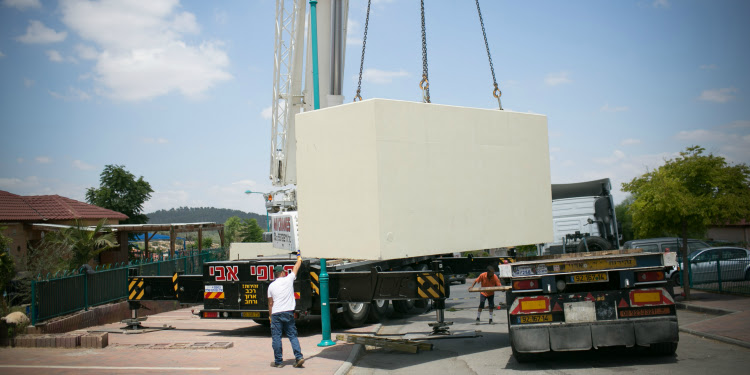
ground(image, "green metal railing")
xmin=676 ymin=258 xmax=750 ymax=296
xmin=31 ymin=248 xmax=226 ymax=325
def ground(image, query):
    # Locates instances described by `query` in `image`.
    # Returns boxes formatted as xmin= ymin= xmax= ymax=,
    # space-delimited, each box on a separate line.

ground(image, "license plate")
xmin=570 ymin=272 xmax=608 ymax=283
xmin=519 ymin=314 xmax=553 ymax=324
xmin=619 ymin=307 xmax=671 ymax=318
xmin=241 ymin=312 xmax=260 ymax=318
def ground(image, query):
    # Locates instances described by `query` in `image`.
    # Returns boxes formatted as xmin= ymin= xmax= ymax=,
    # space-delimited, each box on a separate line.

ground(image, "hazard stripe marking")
xmin=426 ymin=276 xmax=438 ymax=285
xmin=418 ymin=289 xmax=428 ymax=298
xmin=310 ymin=282 xmax=319 ymax=295
xmin=427 ymin=288 xmax=439 ymax=298
xmin=129 ymin=279 xmax=138 ymax=290
xmin=172 ymin=273 xmax=178 ymax=282
xmin=311 ymin=272 xmax=319 ymax=282
xmin=138 ymin=280 xmax=144 ymax=288
xmin=129 ymin=290 xmax=137 ymax=300
xmin=136 ymin=290 xmax=144 ymax=300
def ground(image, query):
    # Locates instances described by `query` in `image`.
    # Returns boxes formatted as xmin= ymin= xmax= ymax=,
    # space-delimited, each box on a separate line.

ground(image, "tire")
xmin=460 ymin=278 xmax=466 ymax=284
xmin=651 ymin=341 xmax=678 ymax=356
xmin=576 ymin=236 xmax=611 ymax=252
xmin=367 ymin=299 xmax=390 ymax=323
xmin=745 ymin=269 xmax=750 ymax=281
xmin=252 ymin=318 xmax=270 ymax=327
xmin=510 ymin=337 xmax=536 ymax=363
xmin=393 ymin=266 xmax=416 ymax=313
xmin=336 ymin=302 xmax=371 ymax=328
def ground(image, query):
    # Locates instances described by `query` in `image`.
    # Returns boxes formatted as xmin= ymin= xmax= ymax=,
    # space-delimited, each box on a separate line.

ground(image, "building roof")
xmin=0 ymin=190 xmax=128 ymax=222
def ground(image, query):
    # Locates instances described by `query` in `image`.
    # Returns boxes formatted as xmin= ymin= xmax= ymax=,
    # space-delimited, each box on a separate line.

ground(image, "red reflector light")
xmin=513 ymin=279 xmax=541 ymax=290
xmin=636 ymin=271 xmax=665 ymax=282
xmin=510 ymin=296 xmax=551 ymax=314
xmin=203 ymin=311 xmax=219 ymax=318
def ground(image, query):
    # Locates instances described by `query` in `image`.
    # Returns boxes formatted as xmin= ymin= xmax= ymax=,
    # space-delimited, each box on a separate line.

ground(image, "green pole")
xmin=318 ymin=258 xmax=335 ymax=347
xmin=310 ymin=0 xmax=321 ymax=110
xmin=309 ymin=0 xmax=333 ymax=347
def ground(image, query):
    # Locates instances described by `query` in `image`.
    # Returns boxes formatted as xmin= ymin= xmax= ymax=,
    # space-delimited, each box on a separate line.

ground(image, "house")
xmin=0 ymin=190 xmax=128 ymax=271
xmin=708 ymin=219 xmax=750 ymax=248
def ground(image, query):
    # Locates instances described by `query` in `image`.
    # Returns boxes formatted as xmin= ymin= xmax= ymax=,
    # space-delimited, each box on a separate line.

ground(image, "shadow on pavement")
xmin=502 ymin=346 xmax=679 ymax=371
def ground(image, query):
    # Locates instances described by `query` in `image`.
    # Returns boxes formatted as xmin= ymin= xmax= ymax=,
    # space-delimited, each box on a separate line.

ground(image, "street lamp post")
xmin=244 ymin=190 xmax=270 ymax=231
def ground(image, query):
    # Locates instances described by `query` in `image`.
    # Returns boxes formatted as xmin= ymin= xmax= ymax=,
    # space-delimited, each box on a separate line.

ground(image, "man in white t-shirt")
xmin=268 ymin=251 xmax=304 ymax=368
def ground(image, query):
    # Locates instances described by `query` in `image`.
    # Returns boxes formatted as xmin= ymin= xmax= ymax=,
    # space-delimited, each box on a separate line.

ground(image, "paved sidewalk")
xmin=0 ymin=306 xmax=375 ymax=375
xmin=674 ymin=287 xmax=750 ymax=349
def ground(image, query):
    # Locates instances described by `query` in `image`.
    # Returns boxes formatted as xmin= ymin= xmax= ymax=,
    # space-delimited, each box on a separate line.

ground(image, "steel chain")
xmin=475 ymin=0 xmax=502 ymax=109
xmin=354 ymin=0 xmax=372 ymax=102
xmin=420 ymin=0 xmax=430 ymax=103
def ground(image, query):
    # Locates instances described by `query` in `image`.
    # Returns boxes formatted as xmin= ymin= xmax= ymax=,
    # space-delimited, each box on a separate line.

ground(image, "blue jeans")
xmin=271 ymin=311 xmax=303 ymax=364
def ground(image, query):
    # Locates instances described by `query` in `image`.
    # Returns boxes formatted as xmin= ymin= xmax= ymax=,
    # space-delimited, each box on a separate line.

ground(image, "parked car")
xmin=623 ymin=237 xmax=711 ymax=286
xmin=448 ymin=274 xmax=467 ymax=284
xmin=686 ymin=247 xmax=750 ymax=284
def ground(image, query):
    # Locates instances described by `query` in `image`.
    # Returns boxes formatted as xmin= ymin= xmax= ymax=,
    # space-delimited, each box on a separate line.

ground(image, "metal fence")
xmin=675 ymin=258 xmax=750 ymax=296
xmin=31 ymin=248 xmax=226 ymax=325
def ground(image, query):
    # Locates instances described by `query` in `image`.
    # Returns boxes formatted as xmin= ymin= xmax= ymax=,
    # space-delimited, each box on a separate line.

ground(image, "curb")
xmin=679 ymin=326 xmax=750 ymax=350
xmin=334 ymin=324 xmax=381 ymax=375
xmin=675 ymin=302 xmax=736 ymax=316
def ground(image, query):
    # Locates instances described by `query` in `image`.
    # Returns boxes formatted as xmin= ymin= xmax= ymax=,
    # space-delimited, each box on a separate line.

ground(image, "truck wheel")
xmin=367 ymin=299 xmax=390 ymax=323
xmin=393 ymin=266 xmax=416 ymax=313
xmin=576 ymin=236 xmax=610 ymax=252
xmin=336 ymin=303 xmax=371 ymax=328
xmin=651 ymin=341 xmax=678 ymax=356
xmin=745 ymin=269 xmax=750 ymax=281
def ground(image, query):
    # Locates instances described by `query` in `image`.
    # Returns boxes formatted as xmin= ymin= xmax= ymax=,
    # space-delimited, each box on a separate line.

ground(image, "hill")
xmin=147 ymin=207 xmax=267 ymax=227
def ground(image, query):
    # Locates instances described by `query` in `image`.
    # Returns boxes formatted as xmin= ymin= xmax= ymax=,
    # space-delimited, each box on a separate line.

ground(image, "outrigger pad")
xmin=296 ymin=99 xmax=553 ymax=260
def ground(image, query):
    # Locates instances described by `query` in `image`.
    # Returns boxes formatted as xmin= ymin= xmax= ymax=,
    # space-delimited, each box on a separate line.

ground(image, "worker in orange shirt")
xmin=469 ymin=265 xmax=502 ymax=324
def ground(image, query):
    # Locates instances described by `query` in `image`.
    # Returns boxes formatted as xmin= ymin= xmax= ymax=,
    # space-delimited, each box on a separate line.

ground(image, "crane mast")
xmin=270 ymin=0 xmax=348 ymax=191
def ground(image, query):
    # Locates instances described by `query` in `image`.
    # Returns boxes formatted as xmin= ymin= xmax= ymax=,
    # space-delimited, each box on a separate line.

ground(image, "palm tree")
xmin=43 ymin=219 xmax=119 ymax=271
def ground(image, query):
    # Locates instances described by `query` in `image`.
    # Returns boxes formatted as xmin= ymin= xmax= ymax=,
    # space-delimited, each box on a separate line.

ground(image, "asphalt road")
xmin=348 ymin=283 xmax=750 ymax=375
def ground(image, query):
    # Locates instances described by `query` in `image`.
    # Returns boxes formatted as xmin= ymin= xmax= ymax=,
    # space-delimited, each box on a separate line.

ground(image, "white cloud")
xmin=698 ymin=87 xmax=738 ymax=103
xmin=600 ymin=103 xmax=629 ymax=112
xmin=653 ymin=0 xmax=670 ymax=8
xmin=545 ymin=71 xmax=572 ymax=86
xmin=2 ymin=0 xmax=41 ymax=10
xmin=75 ymin=44 xmax=98 ymax=60
xmin=60 ymin=0 xmax=232 ymax=101
xmin=35 ymin=156 xmax=51 ymax=163
xmin=700 ymin=64 xmax=717 ymax=70
xmin=594 ymin=150 xmax=626 ymax=165
xmin=346 ymin=19 xmax=362 ymax=45
xmin=143 ymin=137 xmax=169 ymax=144
xmin=261 ymin=106 xmax=272 ymax=120
xmin=722 ymin=120 xmax=750 ymax=129
xmin=360 ymin=68 xmax=409 ymax=84
xmin=24 ymin=78 xmax=35 ymax=87
xmin=214 ymin=9 xmax=228 ymax=25
xmin=17 ymin=158 xmax=24 ymax=163
xmin=46 ymin=49 xmax=63 ymax=62
xmin=674 ymin=123 xmax=750 ymax=165
xmin=16 ymin=20 xmax=67 ymax=44
xmin=0 ymin=176 xmax=41 ymax=191
xmin=48 ymin=87 xmax=91 ymax=101
xmin=72 ymin=159 xmax=95 ymax=170
xmin=232 ymin=179 xmax=257 ymax=187
xmin=0 ymin=50 xmax=5 ymax=58
xmin=620 ymin=138 xmax=641 ymax=146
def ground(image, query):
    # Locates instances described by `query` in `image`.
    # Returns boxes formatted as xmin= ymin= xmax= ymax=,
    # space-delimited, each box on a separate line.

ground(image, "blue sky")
xmin=1 ymin=0 xmax=748 ymax=216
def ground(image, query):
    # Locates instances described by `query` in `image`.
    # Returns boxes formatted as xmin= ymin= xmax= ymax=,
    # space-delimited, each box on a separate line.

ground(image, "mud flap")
xmin=592 ymin=321 xmax=635 ymax=348
xmin=549 ymin=325 xmax=592 ymax=351
xmin=634 ymin=318 xmax=679 ymax=346
xmin=510 ymin=326 xmax=550 ymax=353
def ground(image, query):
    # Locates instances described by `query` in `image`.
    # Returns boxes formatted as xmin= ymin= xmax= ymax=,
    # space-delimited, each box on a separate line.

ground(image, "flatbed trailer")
xmin=498 ymin=249 xmax=679 ymax=361
xmin=127 ymin=254 xmax=505 ymax=330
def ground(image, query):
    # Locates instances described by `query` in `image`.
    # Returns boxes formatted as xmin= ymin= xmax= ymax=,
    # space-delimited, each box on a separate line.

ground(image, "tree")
xmin=239 ymin=219 xmax=264 ymax=243
xmin=1 ymin=228 xmax=16 ymax=311
xmin=86 ymin=165 xmax=154 ymax=225
xmin=615 ymin=195 xmax=635 ymax=243
xmin=622 ymin=146 xmax=750 ymax=299
xmin=224 ymin=216 xmax=243 ymax=244
xmin=42 ymin=220 xmax=119 ymax=270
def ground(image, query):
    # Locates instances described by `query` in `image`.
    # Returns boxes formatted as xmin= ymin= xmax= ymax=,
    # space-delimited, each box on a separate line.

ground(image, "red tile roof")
xmin=0 ymin=190 xmax=128 ymax=222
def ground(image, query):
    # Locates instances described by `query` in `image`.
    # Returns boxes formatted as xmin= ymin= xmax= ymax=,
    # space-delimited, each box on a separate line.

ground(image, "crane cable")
xmin=419 ymin=0 xmax=430 ymax=103
xmin=475 ymin=0 xmax=502 ymax=110
xmin=353 ymin=0 xmax=372 ymax=102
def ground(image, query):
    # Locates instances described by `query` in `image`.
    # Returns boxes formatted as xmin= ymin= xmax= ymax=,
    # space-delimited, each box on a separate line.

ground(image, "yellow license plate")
xmin=241 ymin=312 xmax=260 ymax=318
xmin=519 ymin=314 xmax=553 ymax=324
xmin=571 ymin=272 xmax=608 ymax=283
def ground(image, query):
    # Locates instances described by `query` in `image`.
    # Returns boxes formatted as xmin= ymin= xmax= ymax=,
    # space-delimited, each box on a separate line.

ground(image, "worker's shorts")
xmin=479 ymin=294 xmax=495 ymax=309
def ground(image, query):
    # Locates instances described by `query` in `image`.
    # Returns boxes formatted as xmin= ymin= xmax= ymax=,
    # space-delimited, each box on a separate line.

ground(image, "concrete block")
xmin=296 ymin=99 xmax=553 ymax=260
xmin=55 ymin=333 xmax=81 ymax=348
xmin=14 ymin=334 xmax=37 ymax=347
xmin=81 ymin=332 xmax=108 ymax=348
xmin=36 ymin=334 xmax=56 ymax=347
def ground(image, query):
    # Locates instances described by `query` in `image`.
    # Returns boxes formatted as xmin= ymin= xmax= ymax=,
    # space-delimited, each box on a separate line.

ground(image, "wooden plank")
xmin=336 ymin=334 xmax=430 ymax=353
xmin=469 ymin=286 xmax=512 ymax=293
